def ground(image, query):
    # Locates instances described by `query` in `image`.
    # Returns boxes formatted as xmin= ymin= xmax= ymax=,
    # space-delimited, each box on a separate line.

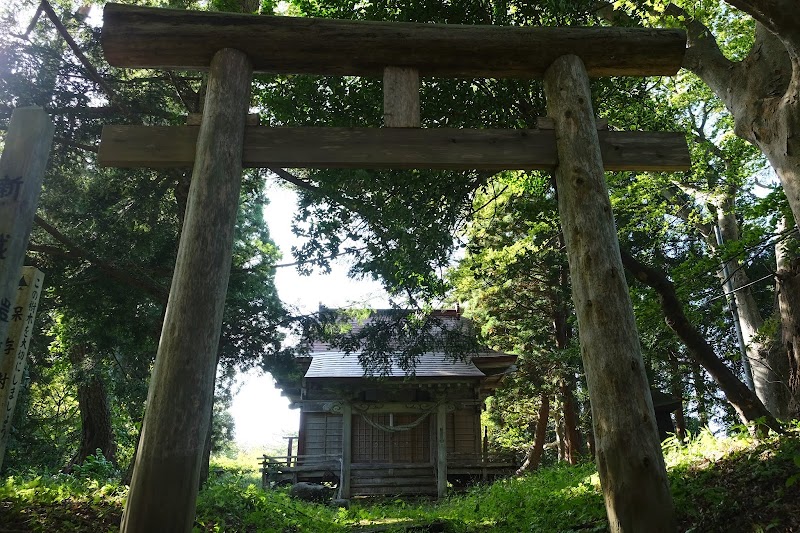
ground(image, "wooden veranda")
xmin=259 ymin=450 xmax=516 ymax=497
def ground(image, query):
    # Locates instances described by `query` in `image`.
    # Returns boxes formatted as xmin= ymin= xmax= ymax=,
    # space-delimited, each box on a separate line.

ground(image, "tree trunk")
xmin=560 ymin=377 xmax=580 ymax=465
xmin=65 ymin=345 xmax=117 ymax=471
xmin=672 ymin=401 xmax=686 ymax=442
xmin=668 ymin=356 xmax=686 ymax=442
xmin=553 ymin=408 xmax=565 ymax=462
xmin=544 ymin=54 xmax=675 ymax=532
xmin=692 ymin=365 xmax=709 ymax=429
xmin=123 ymin=430 xmax=140 ymax=486
xmin=586 ymin=428 xmax=595 ymax=460
xmin=199 ymin=406 xmax=214 ymax=488
xmin=619 ymin=248 xmax=781 ymax=432
xmin=776 ymin=221 xmax=800 ymax=419
xmin=516 ymin=393 xmax=550 ymax=474
xmin=552 ymin=264 xmax=580 ymax=464
xmin=715 ymin=206 xmax=789 ymax=416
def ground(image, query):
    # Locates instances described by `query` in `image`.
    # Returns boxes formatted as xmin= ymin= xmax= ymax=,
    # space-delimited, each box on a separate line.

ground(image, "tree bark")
xmin=64 ymin=345 xmax=117 ymax=470
xmin=553 ymin=408 xmax=565 ymax=462
xmin=199 ymin=403 xmax=214 ymax=488
xmin=672 ymin=5 xmax=800 ymax=232
xmin=120 ymin=48 xmax=252 ymax=533
xmin=619 ymin=248 xmax=781 ymax=432
xmin=516 ymin=393 xmax=550 ymax=474
xmin=775 ymin=220 xmax=800 ymax=419
xmin=122 ymin=430 xmax=140 ymax=486
xmin=668 ymin=356 xmax=686 ymax=442
xmin=714 ymin=204 xmax=789 ymax=416
xmin=560 ymin=377 xmax=580 ymax=465
xmin=692 ymin=365 xmax=709 ymax=428
xmin=199 ymin=353 xmax=222 ymax=488
xmin=552 ymin=272 xmax=581 ymax=465
xmin=544 ymin=54 xmax=675 ymax=532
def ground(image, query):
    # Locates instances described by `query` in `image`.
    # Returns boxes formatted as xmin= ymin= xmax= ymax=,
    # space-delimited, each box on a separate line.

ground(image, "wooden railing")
xmin=258 ymin=454 xmax=340 ymax=488
xmin=259 ymin=451 xmax=518 ymax=490
xmin=448 ymin=451 xmax=517 ymax=466
xmin=447 ymin=451 xmax=517 ymax=483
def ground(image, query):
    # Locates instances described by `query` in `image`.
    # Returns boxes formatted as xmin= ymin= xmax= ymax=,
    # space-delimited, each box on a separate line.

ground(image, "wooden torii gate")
xmin=98 ymin=4 xmax=689 ymax=532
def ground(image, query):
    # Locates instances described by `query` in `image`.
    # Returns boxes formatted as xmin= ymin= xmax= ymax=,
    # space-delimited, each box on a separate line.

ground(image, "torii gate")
xmin=98 ymin=4 xmax=689 ymax=532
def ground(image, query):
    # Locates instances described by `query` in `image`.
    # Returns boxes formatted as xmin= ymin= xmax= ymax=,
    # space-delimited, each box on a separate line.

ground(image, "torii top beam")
xmin=102 ymin=3 xmax=686 ymax=78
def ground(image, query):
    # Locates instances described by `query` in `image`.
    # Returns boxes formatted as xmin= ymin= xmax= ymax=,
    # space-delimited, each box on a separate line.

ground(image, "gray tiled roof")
xmin=304 ymin=351 xmax=486 ymax=378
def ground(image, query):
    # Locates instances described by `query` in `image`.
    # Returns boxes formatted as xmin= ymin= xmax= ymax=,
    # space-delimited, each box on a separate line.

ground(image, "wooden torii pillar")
xmin=99 ymin=4 xmax=687 ymax=532
xmin=119 ymin=48 xmax=252 ymax=532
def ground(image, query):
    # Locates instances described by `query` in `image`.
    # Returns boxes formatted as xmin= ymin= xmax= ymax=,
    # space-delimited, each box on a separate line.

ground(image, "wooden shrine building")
xmin=266 ymin=310 xmax=517 ymax=498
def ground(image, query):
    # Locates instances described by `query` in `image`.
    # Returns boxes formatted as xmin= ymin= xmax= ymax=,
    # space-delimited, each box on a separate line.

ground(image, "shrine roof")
xmin=304 ymin=351 xmax=487 ymax=379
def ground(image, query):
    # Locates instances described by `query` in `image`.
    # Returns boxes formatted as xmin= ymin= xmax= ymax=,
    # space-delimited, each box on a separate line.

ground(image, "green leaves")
xmin=785 ymin=454 xmax=800 ymax=487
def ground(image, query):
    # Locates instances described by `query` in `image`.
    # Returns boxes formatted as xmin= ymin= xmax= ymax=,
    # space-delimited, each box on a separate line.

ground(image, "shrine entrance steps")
xmin=350 ymin=464 xmax=437 ymax=496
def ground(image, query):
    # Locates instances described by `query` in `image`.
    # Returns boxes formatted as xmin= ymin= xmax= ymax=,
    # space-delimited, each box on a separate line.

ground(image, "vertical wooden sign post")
xmin=0 ymin=108 xmax=52 ymax=473
xmin=0 ymin=266 xmax=44 ymax=471
xmin=338 ymin=402 xmax=352 ymax=499
xmin=0 ymin=107 xmax=53 ymax=370
xmin=121 ymin=49 xmax=253 ymax=533
xmin=543 ymin=55 xmax=675 ymax=532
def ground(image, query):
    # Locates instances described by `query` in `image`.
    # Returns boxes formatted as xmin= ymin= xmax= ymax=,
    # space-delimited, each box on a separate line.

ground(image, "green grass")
xmin=334 ymin=464 xmax=606 ymax=532
xmin=0 ymin=469 xmax=125 ymax=532
xmin=1 ymin=430 xmax=799 ymax=532
xmin=665 ymin=428 xmax=800 ymax=533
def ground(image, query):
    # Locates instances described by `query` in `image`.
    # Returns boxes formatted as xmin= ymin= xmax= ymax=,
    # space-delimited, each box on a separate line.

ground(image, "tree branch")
xmin=27 ymin=243 xmax=81 ymax=259
xmin=39 ymin=0 xmax=127 ymax=112
xmin=269 ymin=167 xmax=320 ymax=194
xmin=270 ymin=246 xmax=367 ymax=268
xmin=54 ymin=136 xmax=98 ymax=153
xmin=619 ymin=247 xmax=781 ymax=433
xmin=723 ymin=0 xmax=800 ymax=52
xmin=660 ymin=183 xmax=714 ymax=240
xmin=33 ymin=214 xmax=169 ymax=302
xmin=22 ymin=1 xmax=44 ymax=39
xmin=664 ymin=3 xmax=737 ymax=109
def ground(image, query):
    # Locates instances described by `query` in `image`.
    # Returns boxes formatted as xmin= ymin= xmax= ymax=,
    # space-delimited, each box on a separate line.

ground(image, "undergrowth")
xmin=194 ymin=469 xmax=344 ymax=532
xmin=0 ymin=453 xmax=125 ymax=531
xmin=665 ymin=427 xmax=800 ymax=533
xmin=0 ymin=430 xmax=799 ymax=532
xmin=337 ymin=463 xmax=606 ymax=532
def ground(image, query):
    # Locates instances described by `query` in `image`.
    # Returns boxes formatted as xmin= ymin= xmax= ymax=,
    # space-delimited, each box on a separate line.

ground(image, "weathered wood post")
xmin=0 ymin=108 xmax=53 ymax=472
xmin=436 ymin=401 xmax=447 ymax=498
xmin=383 ymin=67 xmax=420 ymax=128
xmin=120 ymin=48 xmax=253 ymax=533
xmin=0 ymin=107 xmax=53 ymax=360
xmin=0 ymin=267 xmax=44 ymax=470
xmin=284 ymin=435 xmax=295 ymax=466
xmin=339 ymin=402 xmax=352 ymax=499
xmin=543 ymin=54 xmax=675 ymax=532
